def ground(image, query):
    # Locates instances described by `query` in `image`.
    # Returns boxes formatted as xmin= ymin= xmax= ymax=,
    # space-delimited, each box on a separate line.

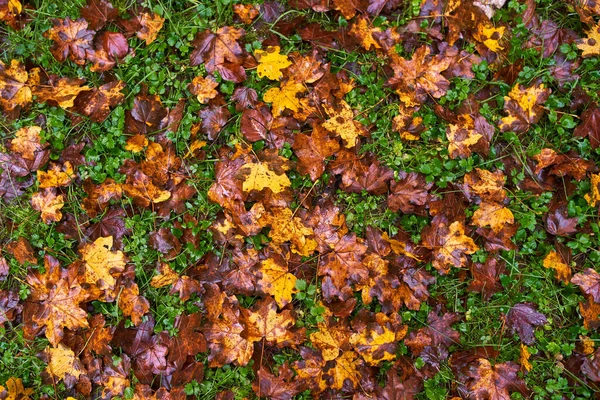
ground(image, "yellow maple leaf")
xmin=44 ymin=343 xmax=83 ymax=381
xmin=257 ymin=258 xmax=297 ymax=308
xmin=543 ymin=250 xmax=572 ymax=284
xmin=433 ymin=221 xmax=479 ymax=273
xmin=261 ymin=207 xmax=317 ymax=256
xmin=37 ymin=161 xmax=75 ymax=188
xmin=446 ymin=116 xmax=483 ymax=159
xmin=577 ymin=22 xmax=600 ymax=58
xmin=137 ymin=12 xmax=165 ymax=45
xmin=150 ymin=262 xmax=179 ymax=288
xmin=471 ymin=201 xmax=514 ymax=233
xmin=124 ymin=134 xmax=149 ymax=153
xmin=0 ymin=377 xmax=33 ymax=400
xmin=80 ymin=236 xmax=126 ymax=292
xmin=31 ymin=188 xmax=64 ymax=224
xmin=322 ymin=100 xmax=364 ymax=148
xmin=349 ymin=314 xmax=407 ymax=365
xmin=240 ymin=162 xmax=291 ymax=194
xmin=585 ymin=174 xmax=600 ymax=207
xmin=263 ymin=80 xmax=305 ymax=117
xmin=328 ymin=351 xmax=362 ymax=390
xmin=580 ymin=335 xmax=595 ymax=355
xmin=474 ymin=23 xmax=505 ymax=52
xmin=520 ymin=344 xmax=532 ymax=372
xmin=349 ymin=17 xmax=381 ymax=51
xmin=0 ymin=59 xmax=32 ymax=112
xmin=11 ymin=126 xmax=43 ymax=160
xmin=189 ymin=75 xmax=219 ymax=104
xmin=255 ymin=46 xmax=292 ymax=81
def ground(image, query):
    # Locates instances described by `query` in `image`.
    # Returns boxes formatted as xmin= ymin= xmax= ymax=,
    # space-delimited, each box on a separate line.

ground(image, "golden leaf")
xmin=240 ymin=162 xmax=291 ymax=194
xmin=44 ymin=343 xmax=83 ymax=381
xmin=125 ymin=134 xmax=149 ymax=152
xmin=581 ymin=335 xmax=595 ymax=355
xmin=349 ymin=17 xmax=381 ymax=51
xmin=471 ymin=201 xmax=514 ymax=233
xmin=255 ymin=46 xmax=292 ymax=81
xmin=474 ymin=23 xmax=505 ymax=52
xmin=189 ymin=75 xmax=219 ymax=104
xmin=543 ymin=251 xmax=572 ymax=284
xmin=257 ymin=258 xmax=298 ymax=308
xmin=0 ymin=59 xmax=32 ymax=112
xmin=33 ymin=78 xmax=90 ymax=109
xmin=150 ymin=262 xmax=179 ymax=288
xmin=328 ymin=351 xmax=362 ymax=390
xmin=137 ymin=12 xmax=165 ymax=45
xmin=520 ymin=344 xmax=532 ymax=372
xmin=80 ymin=236 xmax=126 ymax=292
xmin=0 ymin=377 xmax=33 ymax=400
xmin=11 ymin=126 xmax=42 ymax=160
xmin=261 ymin=207 xmax=317 ymax=256
xmin=585 ymin=173 xmax=600 ymax=207
xmin=263 ymin=80 xmax=305 ymax=117
xmin=577 ymin=22 xmax=600 ymax=58
xmin=37 ymin=162 xmax=75 ymax=188
xmin=322 ymin=100 xmax=364 ymax=148
xmin=233 ymin=4 xmax=259 ymax=24
xmin=31 ymin=188 xmax=64 ymax=224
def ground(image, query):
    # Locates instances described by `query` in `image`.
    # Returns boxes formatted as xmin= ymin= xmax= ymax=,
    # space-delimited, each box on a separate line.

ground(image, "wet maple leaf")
xmin=5 ymin=237 xmax=37 ymax=265
xmin=239 ymin=161 xmax=291 ymax=194
xmin=80 ymin=236 xmax=126 ymax=293
xmin=471 ymin=201 xmax=514 ymax=233
xmin=33 ymin=76 xmax=91 ymax=109
xmin=82 ymin=178 xmax=123 ymax=217
xmin=167 ymin=312 xmax=207 ymax=366
xmin=72 ymin=80 xmax=125 ymax=122
xmin=349 ymin=311 xmax=407 ymax=365
xmin=520 ymin=343 xmax=532 ymax=372
xmin=125 ymin=93 xmax=168 ymax=135
xmin=473 ymin=22 xmax=506 ymax=52
xmin=0 ymin=290 xmax=20 ymax=325
xmin=262 ymin=207 xmax=318 ymax=256
xmin=37 ymin=161 xmax=75 ymax=188
xmin=233 ymin=3 xmax=259 ymax=24
xmin=255 ymin=46 xmax=292 ymax=80
xmin=255 ymin=258 xmax=297 ymax=308
xmin=580 ymin=296 xmax=600 ymax=330
xmin=136 ymin=12 xmax=164 ymax=45
xmin=389 ymin=45 xmax=452 ymax=103
xmin=45 ymin=17 xmax=95 ymax=64
xmin=577 ymin=22 xmax=600 ymax=58
xmin=575 ymin=107 xmax=600 ymax=149
xmin=150 ymin=262 xmax=179 ymax=288
xmin=202 ymin=297 xmax=254 ymax=367
xmin=463 ymin=168 xmax=507 ymax=203
xmin=0 ymin=377 xmax=33 ymax=400
xmin=467 ymin=256 xmax=506 ymax=301
xmin=388 ymin=171 xmax=432 ymax=215
xmin=26 ymin=255 xmax=89 ymax=346
xmin=319 ymin=233 xmax=368 ymax=298
xmin=456 ymin=358 xmax=529 ymax=399
xmin=285 ymin=51 xmax=326 ymax=84
xmin=118 ymin=279 xmax=150 ymax=326
xmin=263 ymin=80 xmax=306 ymax=117
xmin=322 ymin=100 xmax=365 ymax=148
xmin=543 ymin=250 xmax=572 ymax=284
xmin=326 ymin=350 xmax=363 ymax=391
xmin=499 ymin=83 xmax=551 ymax=133
xmin=310 ymin=315 xmax=352 ymax=361
xmin=99 ymin=354 xmax=131 ymax=398
xmin=505 ymin=303 xmax=547 ymax=345
xmin=31 ymin=188 xmax=64 ymax=224
xmin=190 ymin=26 xmax=246 ymax=79
xmin=122 ymin=170 xmax=171 ymax=207
xmin=242 ymin=296 xmax=303 ymax=346
xmin=43 ymin=343 xmax=85 ymax=382
xmin=544 ymin=204 xmax=578 ymax=236
xmin=0 ymin=59 xmax=32 ymax=112
xmin=422 ymin=216 xmax=479 ymax=274
xmin=253 ymin=365 xmax=301 ymax=400
xmin=293 ymin=123 xmax=340 ymax=181
xmin=189 ymin=75 xmax=218 ymax=104
xmin=80 ymin=0 xmax=119 ymax=30
xmin=572 ymin=268 xmax=600 ymax=303
xmin=10 ymin=126 xmax=43 ymax=161
xmin=405 ymin=306 xmax=460 ymax=356
xmin=349 ymin=17 xmax=381 ymax=50
xmin=446 ymin=116 xmax=483 ymax=159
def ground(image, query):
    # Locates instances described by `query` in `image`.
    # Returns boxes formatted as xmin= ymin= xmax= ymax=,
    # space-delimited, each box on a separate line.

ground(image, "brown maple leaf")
xmin=388 ymin=171 xmax=433 ymax=215
xmin=190 ymin=26 xmax=246 ymax=82
xmin=572 ymin=268 xmax=600 ymax=303
xmin=125 ymin=93 xmax=168 ymax=135
xmin=499 ymin=82 xmax=551 ymax=133
xmin=253 ymin=364 xmax=301 ymax=400
xmin=80 ymin=0 xmax=119 ymax=30
xmin=505 ymin=303 xmax=547 ymax=345
xmin=467 ymin=255 xmax=506 ymax=301
xmin=72 ymin=80 xmax=126 ymax=122
xmin=45 ymin=17 xmax=95 ymax=64
xmin=26 ymin=255 xmax=89 ymax=346
xmin=574 ymin=105 xmax=600 ymax=149
xmin=349 ymin=310 xmax=407 ymax=366
xmin=389 ymin=45 xmax=452 ymax=104
xmin=318 ymin=233 xmax=368 ymax=299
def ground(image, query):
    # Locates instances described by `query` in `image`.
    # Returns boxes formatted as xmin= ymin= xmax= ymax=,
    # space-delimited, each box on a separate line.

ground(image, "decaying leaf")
xmin=499 ymin=83 xmax=551 ymax=133
xmin=31 ymin=188 xmax=65 ymax=223
xmin=255 ymin=46 xmax=292 ymax=80
xmin=577 ymin=22 xmax=600 ymax=58
xmin=543 ymin=250 xmax=572 ymax=284
xmin=239 ymin=161 xmax=291 ymax=194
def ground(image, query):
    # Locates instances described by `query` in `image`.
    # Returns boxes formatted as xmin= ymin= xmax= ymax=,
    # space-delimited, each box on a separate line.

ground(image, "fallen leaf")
xmin=577 ymin=22 xmax=600 ymax=58
xmin=31 ymin=188 xmax=65 ymax=224
xmin=43 ymin=343 xmax=84 ymax=381
xmin=0 ymin=59 xmax=32 ymax=112
xmin=322 ymin=100 xmax=365 ymax=148
xmin=189 ymin=75 xmax=219 ymax=104
xmin=239 ymin=161 xmax=291 ymax=194
xmin=255 ymin=46 xmax=292 ymax=80
xmin=499 ymin=83 xmax=551 ymax=133
xmin=505 ymin=303 xmax=547 ymax=345
xmin=80 ymin=236 xmax=126 ymax=293
xmin=136 ymin=12 xmax=165 ymax=45
xmin=263 ymin=80 xmax=305 ymax=117
xmin=572 ymin=269 xmax=600 ymax=303
xmin=543 ymin=250 xmax=572 ymax=284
